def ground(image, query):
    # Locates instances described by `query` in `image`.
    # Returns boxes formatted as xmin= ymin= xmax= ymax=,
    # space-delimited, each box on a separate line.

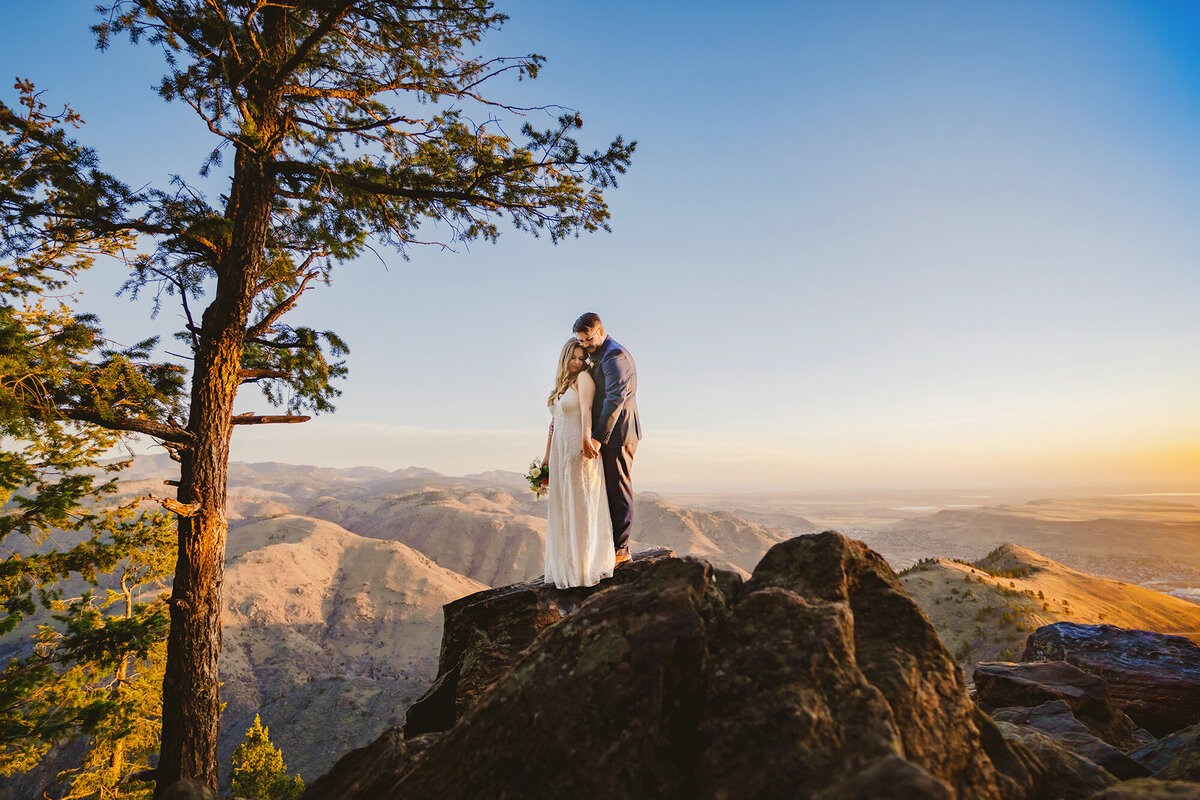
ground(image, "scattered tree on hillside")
xmin=6 ymin=1 xmax=635 ymax=792
xmin=230 ymin=715 xmax=304 ymax=800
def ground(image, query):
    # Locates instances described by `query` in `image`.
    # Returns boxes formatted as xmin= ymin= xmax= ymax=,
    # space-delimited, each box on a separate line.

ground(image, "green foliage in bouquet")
xmin=525 ymin=459 xmax=550 ymax=499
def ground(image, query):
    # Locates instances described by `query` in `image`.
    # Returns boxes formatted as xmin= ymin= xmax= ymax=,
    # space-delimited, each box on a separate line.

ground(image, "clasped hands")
xmin=581 ymin=438 xmax=601 ymax=459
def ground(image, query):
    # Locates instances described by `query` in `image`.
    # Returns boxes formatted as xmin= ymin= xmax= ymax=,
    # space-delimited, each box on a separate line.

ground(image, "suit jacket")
xmin=588 ymin=336 xmax=641 ymax=447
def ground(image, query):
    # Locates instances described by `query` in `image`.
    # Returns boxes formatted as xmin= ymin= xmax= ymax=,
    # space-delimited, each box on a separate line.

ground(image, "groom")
xmin=574 ymin=312 xmax=641 ymax=565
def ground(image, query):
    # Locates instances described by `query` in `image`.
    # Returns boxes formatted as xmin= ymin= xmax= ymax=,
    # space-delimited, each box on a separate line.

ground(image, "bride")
xmin=540 ymin=338 xmax=614 ymax=588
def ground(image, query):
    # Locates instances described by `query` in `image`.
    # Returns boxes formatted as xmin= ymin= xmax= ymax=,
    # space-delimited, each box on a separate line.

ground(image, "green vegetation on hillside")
xmin=231 ymin=715 xmax=304 ymax=800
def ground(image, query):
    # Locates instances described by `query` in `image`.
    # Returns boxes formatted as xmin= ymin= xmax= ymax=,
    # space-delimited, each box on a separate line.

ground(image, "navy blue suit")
xmin=588 ymin=337 xmax=640 ymax=554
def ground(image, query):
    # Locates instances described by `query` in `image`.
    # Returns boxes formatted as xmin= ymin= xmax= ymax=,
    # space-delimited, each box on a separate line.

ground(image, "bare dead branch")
xmin=237 ymin=368 xmax=292 ymax=382
xmin=153 ymin=496 xmax=201 ymax=517
xmin=230 ymin=414 xmax=311 ymax=425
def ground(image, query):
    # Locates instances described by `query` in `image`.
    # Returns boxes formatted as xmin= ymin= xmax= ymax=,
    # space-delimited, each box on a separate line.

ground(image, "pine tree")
xmin=230 ymin=715 xmax=304 ymax=800
xmin=0 ymin=314 xmax=176 ymax=800
xmin=1 ymin=81 xmax=177 ymax=798
xmin=6 ymin=3 xmax=635 ymax=792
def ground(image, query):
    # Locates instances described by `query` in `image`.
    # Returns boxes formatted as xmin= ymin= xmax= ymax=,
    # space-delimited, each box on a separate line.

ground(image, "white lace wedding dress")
xmin=545 ymin=384 xmax=614 ymax=588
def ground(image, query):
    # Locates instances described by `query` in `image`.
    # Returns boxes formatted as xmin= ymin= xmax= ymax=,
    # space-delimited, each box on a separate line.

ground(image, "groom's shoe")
xmin=615 ymin=549 xmax=632 ymax=566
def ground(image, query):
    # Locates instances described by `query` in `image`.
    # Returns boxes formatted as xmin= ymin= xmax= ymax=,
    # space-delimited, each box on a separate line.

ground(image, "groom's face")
xmin=575 ymin=325 xmax=605 ymax=354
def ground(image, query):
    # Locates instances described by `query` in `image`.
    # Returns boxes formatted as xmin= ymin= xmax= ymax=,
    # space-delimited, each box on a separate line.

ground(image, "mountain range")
xmin=3 ymin=457 xmax=1198 ymax=794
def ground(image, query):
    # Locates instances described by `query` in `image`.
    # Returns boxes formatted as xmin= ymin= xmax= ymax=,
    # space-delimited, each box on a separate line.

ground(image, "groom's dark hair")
xmin=573 ymin=312 xmax=602 ymax=333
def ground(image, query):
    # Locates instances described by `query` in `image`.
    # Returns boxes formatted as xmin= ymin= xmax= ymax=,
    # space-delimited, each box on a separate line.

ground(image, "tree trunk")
xmin=155 ymin=10 xmax=287 ymax=792
xmin=157 ymin=430 xmax=231 ymax=792
xmin=111 ymin=576 xmax=132 ymax=778
xmin=155 ymin=151 xmax=276 ymax=796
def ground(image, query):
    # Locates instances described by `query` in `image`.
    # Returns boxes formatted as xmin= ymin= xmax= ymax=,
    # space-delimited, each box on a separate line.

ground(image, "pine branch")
xmin=272 ymin=160 xmax=517 ymax=207
xmin=56 ymin=409 xmax=193 ymax=445
xmin=244 ymin=266 xmax=320 ymax=340
xmin=291 ymin=112 xmax=425 ymax=134
xmin=269 ymin=0 xmax=358 ymax=90
xmin=244 ymin=335 xmax=318 ymax=350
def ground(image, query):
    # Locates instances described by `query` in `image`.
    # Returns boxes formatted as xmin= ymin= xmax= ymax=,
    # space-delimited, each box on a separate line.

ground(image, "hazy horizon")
xmin=121 ymin=449 xmax=1198 ymax=498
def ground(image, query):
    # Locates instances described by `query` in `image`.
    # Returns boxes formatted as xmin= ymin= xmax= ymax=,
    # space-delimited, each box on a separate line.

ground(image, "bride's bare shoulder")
xmin=576 ymin=370 xmax=595 ymax=389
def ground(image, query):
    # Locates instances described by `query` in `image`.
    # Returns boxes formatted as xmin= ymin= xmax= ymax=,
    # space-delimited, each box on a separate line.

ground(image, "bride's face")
xmin=567 ymin=346 xmax=586 ymax=375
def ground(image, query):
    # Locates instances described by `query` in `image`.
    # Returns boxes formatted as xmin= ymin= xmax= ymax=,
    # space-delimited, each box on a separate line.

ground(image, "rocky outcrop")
xmin=157 ymin=780 xmax=219 ymax=800
xmin=991 ymin=720 xmax=1118 ymax=799
xmin=742 ymin=531 xmax=1026 ymax=795
xmin=1086 ymin=779 xmax=1200 ymax=799
xmin=990 ymin=701 xmax=1148 ymax=780
xmin=1131 ymin=723 xmax=1200 ymax=782
xmin=404 ymin=547 xmax=677 ymax=735
xmin=1023 ymin=623 xmax=1200 ymax=736
xmin=974 ymin=660 xmax=1135 ymax=749
xmin=288 ymin=728 xmax=437 ymax=800
xmin=304 ymin=532 xmax=1031 ymax=800
xmin=962 ymin=622 xmax=1200 ymax=796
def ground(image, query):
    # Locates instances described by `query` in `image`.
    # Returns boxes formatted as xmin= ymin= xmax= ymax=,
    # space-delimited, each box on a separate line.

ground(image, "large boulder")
xmin=991 ymin=719 xmax=1119 ymax=799
xmin=1086 ymin=779 xmax=1200 ymax=799
xmin=403 ymin=547 xmax=677 ymax=735
xmin=990 ymin=701 xmax=1149 ymax=780
xmin=1130 ymin=722 xmax=1200 ymax=782
xmin=284 ymin=728 xmax=436 ymax=800
xmin=974 ymin=660 xmax=1135 ymax=749
xmin=157 ymin=780 xmax=219 ymax=800
xmin=743 ymin=532 xmax=1028 ymax=796
xmin=812 ymin=754 xmax=955 ymax=799
xmin=1023 ymin=623 xmax=1200 ymax=736
xmin=305 ymin=532 xmax=1032 ymax=800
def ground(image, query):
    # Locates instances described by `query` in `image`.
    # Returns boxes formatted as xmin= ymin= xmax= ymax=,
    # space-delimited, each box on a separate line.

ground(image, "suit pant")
xmin=601 ymin=441 xmax=636 ymax=553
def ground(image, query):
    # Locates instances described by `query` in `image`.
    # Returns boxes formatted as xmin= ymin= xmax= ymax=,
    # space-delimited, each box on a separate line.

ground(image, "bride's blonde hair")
xmin=547 ymin=338 xmax=585 ymax=407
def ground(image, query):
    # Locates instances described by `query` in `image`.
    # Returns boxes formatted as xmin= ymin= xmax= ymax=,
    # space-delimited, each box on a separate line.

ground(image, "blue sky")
xmin=3 ymin=1 xmax=1199 ymax=491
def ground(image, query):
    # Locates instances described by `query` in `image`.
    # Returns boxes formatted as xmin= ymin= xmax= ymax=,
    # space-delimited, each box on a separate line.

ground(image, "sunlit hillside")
xmin=900 ymin=543 xmax=1200 ymax=668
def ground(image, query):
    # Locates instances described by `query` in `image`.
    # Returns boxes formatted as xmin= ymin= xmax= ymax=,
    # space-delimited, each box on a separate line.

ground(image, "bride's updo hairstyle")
xmin=548 ymin=338 xmax=585 ymax=407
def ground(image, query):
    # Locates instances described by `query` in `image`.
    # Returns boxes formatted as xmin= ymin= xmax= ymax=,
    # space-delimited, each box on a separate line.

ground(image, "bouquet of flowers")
xmin=525 ymin=459 xmax=550 ymax=499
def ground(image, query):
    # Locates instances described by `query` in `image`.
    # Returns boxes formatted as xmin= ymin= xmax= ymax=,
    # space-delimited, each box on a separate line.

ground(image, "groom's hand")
xmin=584 ymin=438 xmax=601 ymax=459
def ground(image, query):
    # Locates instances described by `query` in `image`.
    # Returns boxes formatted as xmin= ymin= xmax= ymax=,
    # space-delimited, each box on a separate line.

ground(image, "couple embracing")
xmin=540 ymin=312 xmax=641 ymax=589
